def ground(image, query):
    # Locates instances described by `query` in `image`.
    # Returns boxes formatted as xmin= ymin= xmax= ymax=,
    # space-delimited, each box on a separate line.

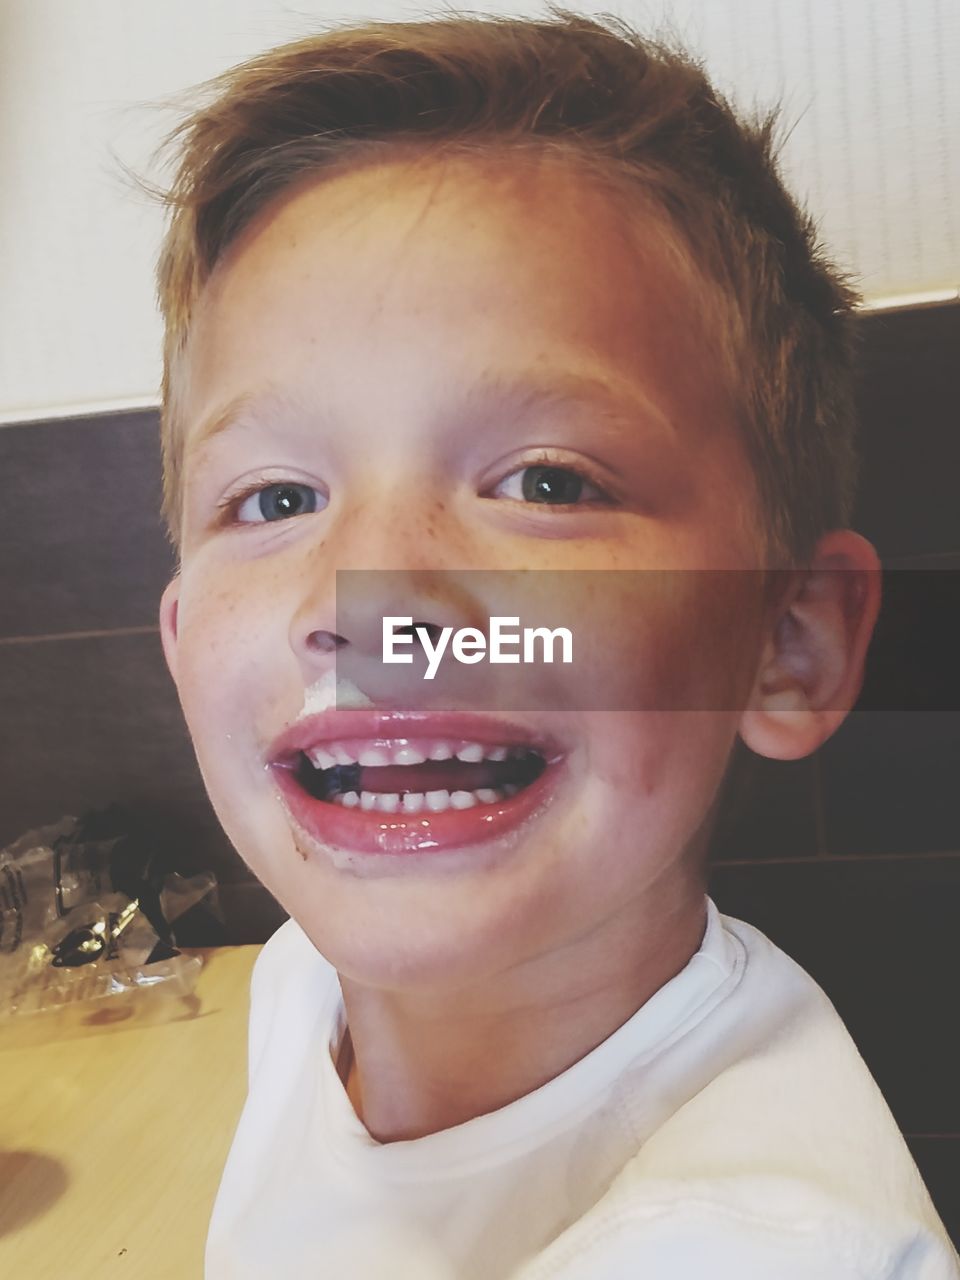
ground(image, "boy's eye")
xmin=235 ymin=483 xmax=325 ymax=523
xmin=492 ymin=464 xmax=604 ymax=505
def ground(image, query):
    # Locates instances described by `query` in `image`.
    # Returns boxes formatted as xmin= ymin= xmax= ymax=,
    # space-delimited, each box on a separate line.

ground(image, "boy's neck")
xmin=333 ymin=885 xmax=708 ymax=1144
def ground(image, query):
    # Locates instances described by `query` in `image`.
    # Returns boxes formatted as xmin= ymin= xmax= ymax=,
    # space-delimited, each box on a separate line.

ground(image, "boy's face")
xmin=161 ymin=153 xmax=769 ymax=987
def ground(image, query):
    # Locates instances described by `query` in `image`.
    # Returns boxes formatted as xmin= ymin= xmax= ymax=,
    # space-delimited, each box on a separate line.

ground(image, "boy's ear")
xmin=158 ymin=577 xmax=181 ymax=685
xmin=739 ymin=530 xmax=882 ymax=761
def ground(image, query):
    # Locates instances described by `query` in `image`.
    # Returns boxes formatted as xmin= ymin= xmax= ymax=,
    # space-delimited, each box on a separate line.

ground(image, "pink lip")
xmin=268 ymin=708 xmax=567 ymax=857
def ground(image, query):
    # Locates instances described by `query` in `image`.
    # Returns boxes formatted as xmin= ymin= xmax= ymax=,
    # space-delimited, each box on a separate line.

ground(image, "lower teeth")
xmin=332 ymin=786 xmax=518 ymax=812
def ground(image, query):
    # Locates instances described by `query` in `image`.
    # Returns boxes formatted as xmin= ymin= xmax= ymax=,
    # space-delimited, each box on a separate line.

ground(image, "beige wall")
xmin=1 ymin=0 xmax=957 ymax=421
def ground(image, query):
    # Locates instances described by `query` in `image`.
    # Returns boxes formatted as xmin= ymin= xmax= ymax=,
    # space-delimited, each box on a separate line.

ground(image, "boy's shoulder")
xmin=514 ymin=1169 xmax=959 ymax=1279
xmin=619 ymin=909 xmax=939 ymax=1203
xmin=545 ymin=908 xmax=959 ymax=1278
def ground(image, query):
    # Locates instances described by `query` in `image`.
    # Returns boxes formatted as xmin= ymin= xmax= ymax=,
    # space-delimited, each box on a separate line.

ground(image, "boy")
xmin=154 ymin=9 xmax=959 ymax=1277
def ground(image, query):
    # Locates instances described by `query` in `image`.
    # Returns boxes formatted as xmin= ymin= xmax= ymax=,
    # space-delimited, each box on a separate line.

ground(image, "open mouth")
xmin=269 ymin=711 xmax=565 ymax=857
xmin=294 ymin=739 xmax=547 ymax=812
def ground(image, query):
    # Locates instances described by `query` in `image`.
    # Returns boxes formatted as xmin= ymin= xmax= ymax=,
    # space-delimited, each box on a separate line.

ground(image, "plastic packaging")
xmin=0 ymin=808 xmax=221 ymax=1037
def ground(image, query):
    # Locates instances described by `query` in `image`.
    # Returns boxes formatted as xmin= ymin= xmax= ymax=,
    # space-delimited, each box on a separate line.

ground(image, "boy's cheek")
xmin=172 ymin=574 xmax=285 ymax=722
xmin=584 ymin=709 xmax=736 ymax=789
xmin=555 ymin=575 xmax=760 ymax=714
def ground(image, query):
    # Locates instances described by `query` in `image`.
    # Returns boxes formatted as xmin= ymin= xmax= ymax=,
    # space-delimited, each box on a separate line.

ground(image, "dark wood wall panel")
xmin=0 ymin=410 xmax=173 ymax=638
xmin=818 ymin=710 xmax=960 ymax=856
xmin=852 ymin=305 xmax=960 ymax=558
xmin=0 ymin=630 xmax=223 ymax=858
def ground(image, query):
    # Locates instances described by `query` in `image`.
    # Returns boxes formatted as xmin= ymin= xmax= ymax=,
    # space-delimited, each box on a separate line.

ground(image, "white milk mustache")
xmin=297 ymin=670 xmax=374 ymax=720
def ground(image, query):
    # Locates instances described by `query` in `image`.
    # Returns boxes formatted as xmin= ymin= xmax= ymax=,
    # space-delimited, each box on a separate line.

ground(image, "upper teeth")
xmin=304 ymin=741 xmax=527 ymax=770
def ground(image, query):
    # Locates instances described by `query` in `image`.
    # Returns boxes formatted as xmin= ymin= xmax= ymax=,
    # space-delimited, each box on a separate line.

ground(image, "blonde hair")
xmin=156 ymin=5 xmax=860 ymax=560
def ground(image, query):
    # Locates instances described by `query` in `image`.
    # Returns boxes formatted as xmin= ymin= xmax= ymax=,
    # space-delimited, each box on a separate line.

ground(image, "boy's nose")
xmin=290 ymin=568 xmax=491 ymax=699
xmin=303 ymin=619 xmax=445 ymax=657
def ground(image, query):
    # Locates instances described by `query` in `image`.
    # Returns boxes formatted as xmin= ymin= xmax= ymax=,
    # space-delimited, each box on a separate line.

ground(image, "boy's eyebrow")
xmin=463 ymin=369 xmax=675 ymax=439
xmin=187 ymin=368 xmax=674 ymax=454
xmin=187 ymin=391 xmax=292 ymax=456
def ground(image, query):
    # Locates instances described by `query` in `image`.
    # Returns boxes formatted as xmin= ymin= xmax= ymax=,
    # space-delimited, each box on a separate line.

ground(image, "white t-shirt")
xmin=205 ymin=896 xmax=959 ymax=1279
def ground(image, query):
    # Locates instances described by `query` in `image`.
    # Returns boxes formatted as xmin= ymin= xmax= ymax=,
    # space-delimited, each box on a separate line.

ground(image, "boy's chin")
xmin=269 ymin=855 xmax=565 ymax=994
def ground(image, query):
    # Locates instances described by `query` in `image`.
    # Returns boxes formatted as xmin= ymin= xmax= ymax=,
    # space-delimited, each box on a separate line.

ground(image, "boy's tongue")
xmin=358 ymin=760 xmax=497 ymax=794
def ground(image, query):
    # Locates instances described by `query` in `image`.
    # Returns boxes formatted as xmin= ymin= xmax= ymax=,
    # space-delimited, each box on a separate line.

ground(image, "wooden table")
xmin=0 ymin=945 xmax=260 ymax=1280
